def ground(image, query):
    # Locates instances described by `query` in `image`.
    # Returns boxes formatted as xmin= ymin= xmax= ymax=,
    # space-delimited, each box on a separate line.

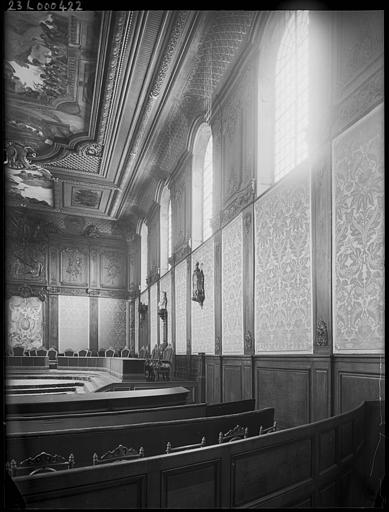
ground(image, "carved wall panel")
xmin=58 ymin=295 xmax=89 ymax=353
xmin=150 ymin=283 xmax=158 ymax=349
xmin=222 ymin=214 xmax=244 ymax=354
xmin=332 ymin=103 xmax=384 ymax=353
xmin=220 ymin=65 xmax=255 ymax=211
xmin=174 ymin=259 xmax=187 ymax=355
xmin=98 ymin=298 xmax=127 ymax=350
xmin=7 ymin=296 xmax=43 ymax=350
xmin=60 ymin=247 xmax=89 ymax=286
xmin=100 ymin=250 xmax=126 ymax=289
xmin=335 ymin=11 xmax=384 ymax=101
xmin=159 ymin=271 xmax=172 ymax=344
xmin=191 ymin=237 xmax=215 ymax=354
xmin=148 ymin=207 xmax=160 ymax=278
xmin=7 ymin=241 xmax=47 ymax=284
xmin=254 ymin=169 xmax=313 ymax=353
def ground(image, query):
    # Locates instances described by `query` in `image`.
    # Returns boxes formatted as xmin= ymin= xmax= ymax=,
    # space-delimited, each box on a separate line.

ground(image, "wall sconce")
xmin=139 ymin=302 xmax=148 ymax=324
xmin=192 ymin=261 xmax=205 ymax=308
xmin=158 ymin=291 xmax=167 ymax=320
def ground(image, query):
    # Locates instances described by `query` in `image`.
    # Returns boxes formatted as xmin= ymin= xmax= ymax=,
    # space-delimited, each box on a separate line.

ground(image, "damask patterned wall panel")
xmin=175 ymin=259 xmax=187 ymax=355
xmin=159 ymin=271 xmax=172 ymax=344
xmin=254 ymin=169 xmax=313 ymax=353
xmin=191 ymin=238 xmax=215 ymax=354
xmin=98 ymin=298 xmax=127 ymax=350
xmin=150 ymin=283 xmax=158 ymax=349
xmin=60 ymin=247 xmax=89 ymax=286
xmin=99 ymin=250 xmax=126 ymax=289
xmin=222 ymin=214 xmax=244 ymax=354
xmin=332 ymin=103 xmax=384 ymax=353
xmin=58 ymin=295 xmax=89 ymax=353
xmin=7 ymin=296 xmax=43 ymax=350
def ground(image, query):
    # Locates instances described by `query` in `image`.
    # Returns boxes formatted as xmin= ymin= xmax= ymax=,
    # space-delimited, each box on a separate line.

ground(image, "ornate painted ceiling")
xmin=4 ymin=10 xmax=259 ymax=227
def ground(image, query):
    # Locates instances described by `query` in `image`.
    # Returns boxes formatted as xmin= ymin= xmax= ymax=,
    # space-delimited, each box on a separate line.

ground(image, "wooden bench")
xmin=9 ymin=402 xmax=382 ymax=509
xmin=7 ymin=407 xmax=275 ymax=469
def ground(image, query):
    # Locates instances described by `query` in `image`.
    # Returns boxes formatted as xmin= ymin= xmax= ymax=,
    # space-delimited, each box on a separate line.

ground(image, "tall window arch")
xmin=160 ymin=185 xmax=171 ymax=275
xmin=168 ymin=198 xmax=172 ymax=264
xmin=274 ymin=11 xmax=309 ymax=182
xmin=192 ymin=122 xmax=213 ymax=250
xmin=140 ymin=221 xmax=148 ymax=291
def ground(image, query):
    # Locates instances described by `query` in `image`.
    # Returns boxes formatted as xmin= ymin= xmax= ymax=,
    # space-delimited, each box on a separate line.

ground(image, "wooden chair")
xmin=92 ymin=444 xmax=144 ymax=465
xmin=259 ymin=421 xmax=277 ymax=435
xmin=29 ymin=349 xmax=37 ymax=357
xmin=47 ymin=347 xmax=58 ymax=361
xmin=98 ymin=349 xmax=106 ymax=357
xmin=105 ymin=348 xmax=115 ymax=358
xmin=166 ymin=436 xmax=206 ymax=454
xmin=120 ymin=347 xmax=130 ymax=358
xmin=37 ymin=347 xmax=48 ymax=356
xmin=6 ymin=451 xmax=75 ymax=477
xmin=12 ymin=346 xmax=26 ymax=356
xmin=218 ymin=425 xmax=248 ymax=443
xmin=78 ymin=349 xmax=91 ymax=357
xmin=64 ymin=349 xmax=75 ymax=357
xmin=156 ymin=344 xmax=174 ymax=381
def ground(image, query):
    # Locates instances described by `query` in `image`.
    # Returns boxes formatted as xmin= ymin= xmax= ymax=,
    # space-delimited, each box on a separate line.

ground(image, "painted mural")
xmin=4 ymin=11 xmax=102 ymax=156
xmin=5 ymin=141 xmax=55 ymax=207
xmin=7 ymin=296 xmax=43 ymax=350
xmin=333 ymin=104 xmax=384 ymax=353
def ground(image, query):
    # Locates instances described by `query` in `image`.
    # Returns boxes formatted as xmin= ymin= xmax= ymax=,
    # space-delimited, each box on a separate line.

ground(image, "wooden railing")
xmin=11 ymin=401 xmax=384 ymax=509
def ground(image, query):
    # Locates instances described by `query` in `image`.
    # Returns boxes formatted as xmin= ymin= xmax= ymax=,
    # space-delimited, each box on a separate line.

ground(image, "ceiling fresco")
xmin=3 ymin=10 xmax=258 ymax=222
xmin=4 ymin=11 xmax=102 ymax=157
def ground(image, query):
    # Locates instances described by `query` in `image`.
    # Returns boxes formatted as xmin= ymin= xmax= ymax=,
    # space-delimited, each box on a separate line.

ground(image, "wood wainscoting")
xmin=176 ymin=353 xmax=384 ymax=428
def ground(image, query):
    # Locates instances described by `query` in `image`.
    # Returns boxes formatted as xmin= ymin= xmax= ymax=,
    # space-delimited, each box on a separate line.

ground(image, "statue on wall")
xmin=192 ymin=261 xmax=205 ymax=307
xmin=158 ymin=291 xmax=168 ymax=319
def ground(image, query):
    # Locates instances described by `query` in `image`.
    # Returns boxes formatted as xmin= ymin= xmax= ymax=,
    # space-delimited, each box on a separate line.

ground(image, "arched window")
xmin=159 ymin=185 xmax=171 ymax=275
xmin=274 ymin=11 xmax=309 ymax=182
xmin=168 ymin=199 xmax=172 ymax=265
xmin=192 ymin=122 xmax=213 ymax=250
xmin=140 ymin=221 xmax=148 ymax=291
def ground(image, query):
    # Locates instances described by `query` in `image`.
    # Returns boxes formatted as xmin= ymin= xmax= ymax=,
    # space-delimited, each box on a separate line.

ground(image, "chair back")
xmin=92 ymin=444 xmax=144 ymax=465
xmin=13 ymin=346 xmax=25 ymax=356
xmin=29 ymin=349 xmax=37 ymax=357
xmin=105 ymin=348 xmax=115 ymax=358
xmin=37 ymin=348 xmax=48 ymax=356
xmin=166 ymin=436 xmax=206 ymax=454
xmin=7 ymin=451 xmax=75 ymax=477
xmin=64 ymin=349 xmax=74 ymax=357
xmin=47 ymin=347 xmax=58 ymax=360
xmin=121 ymin=347 xmax=130 ymax=358
xmin=98 ymin=349 xmax=106 ymax=357
xmin=218 ymin=425 xmax=248 ymax=443
xmin=163 ymin=345 xmax=174 ymax=363
xmin=78 ymin=349 xmax=91 ymax=357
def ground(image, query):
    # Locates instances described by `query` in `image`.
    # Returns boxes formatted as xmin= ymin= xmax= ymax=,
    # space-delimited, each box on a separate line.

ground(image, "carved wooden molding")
xmin=244 ymin=330 xmax=254 ymax=354
xmin=316 ymin=320 xmax=328 ymax=346
xmin=221 ymin=179 xmax=255 ymax=227
xmin=6 ymin=285 xmax=47 ymax=301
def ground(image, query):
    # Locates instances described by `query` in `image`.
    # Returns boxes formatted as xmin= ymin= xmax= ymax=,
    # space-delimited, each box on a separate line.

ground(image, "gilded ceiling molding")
xmin=97 ymin=11 xmax=134 ymax=145
xmin=150 ymin=11 xmax=190 ymax=98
